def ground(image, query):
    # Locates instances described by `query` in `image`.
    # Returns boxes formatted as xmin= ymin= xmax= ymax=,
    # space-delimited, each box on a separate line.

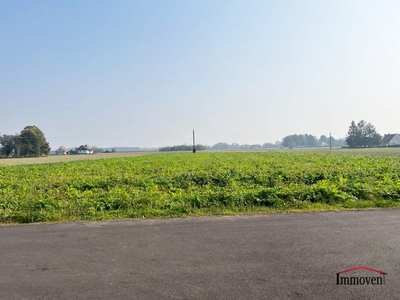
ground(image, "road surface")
xmin=1 ymin=210 xmax=399 ymax=299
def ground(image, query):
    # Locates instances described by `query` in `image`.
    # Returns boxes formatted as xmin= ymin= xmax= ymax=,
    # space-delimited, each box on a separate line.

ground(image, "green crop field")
xmin=1 ymin=151 xmax=400 ymax=224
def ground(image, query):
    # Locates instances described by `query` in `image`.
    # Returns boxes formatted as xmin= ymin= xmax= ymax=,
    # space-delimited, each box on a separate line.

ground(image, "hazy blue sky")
xmin=1 ymin=0 xmax=399 ymax=148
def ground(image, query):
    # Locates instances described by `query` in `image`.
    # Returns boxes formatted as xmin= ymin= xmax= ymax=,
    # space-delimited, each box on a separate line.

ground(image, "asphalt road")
xmin=1 ymin=210 xmax=400 ymax=300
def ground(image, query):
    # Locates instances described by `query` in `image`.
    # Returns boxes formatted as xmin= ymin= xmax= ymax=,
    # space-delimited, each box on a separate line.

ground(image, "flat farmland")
xmin=0 ymin=151 xmax=158 ymax=166
xmin=2 ymin=147 xmax=400 ymax=167
xmin=1 ymin=151 xmax=400 ymax=224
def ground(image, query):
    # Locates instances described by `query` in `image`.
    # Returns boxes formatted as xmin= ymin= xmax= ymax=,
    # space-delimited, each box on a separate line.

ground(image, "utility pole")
xmin=329 ymin=132 xmax=332 ymax=149
xmin=192 ymin=129 xmax=196 ymax=153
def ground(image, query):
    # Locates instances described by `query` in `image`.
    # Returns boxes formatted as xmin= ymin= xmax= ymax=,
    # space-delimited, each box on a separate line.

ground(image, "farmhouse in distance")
xmin=56 ymin=146 xmax=68 ymax=155
xmin=77 ymin=145 xmax=94 ymax=154
xmin=383 ymin=134 xmax=400 ymax=147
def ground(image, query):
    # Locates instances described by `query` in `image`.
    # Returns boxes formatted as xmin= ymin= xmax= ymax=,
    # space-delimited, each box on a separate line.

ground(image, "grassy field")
xmin=1 ymin=150 xmax=400 ymax=224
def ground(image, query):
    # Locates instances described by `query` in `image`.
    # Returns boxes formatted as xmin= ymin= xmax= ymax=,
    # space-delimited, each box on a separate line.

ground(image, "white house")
xmin=77 ymin=145 xmax=94 ymax=154
xmin=383 ymin=134 xmax=400 ymax=146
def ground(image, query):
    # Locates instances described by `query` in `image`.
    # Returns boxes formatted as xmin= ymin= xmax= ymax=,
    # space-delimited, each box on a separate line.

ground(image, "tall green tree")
xmin=346 ymin=121 xmax=361 ymax=147
xmin=19 ymin=126 xmax=50 ymax=157
xmin=0 ymin=134 xmax=21 ymax=157
xmin=364 ymin=122 xmax=382 ymax=147
xmin=282 ymin=136 xmax=296 ymax=148
xmin=282 ymin=134 xmax=318 ymax=148
xmin=318 ymin=135 xmax=329 ymax=146
xmin=305 ymin=134 xmax=317 ymax=147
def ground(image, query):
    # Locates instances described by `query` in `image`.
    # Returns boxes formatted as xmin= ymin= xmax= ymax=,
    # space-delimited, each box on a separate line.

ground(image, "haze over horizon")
xmin=1 ymin=1 xmax=399 ymax=149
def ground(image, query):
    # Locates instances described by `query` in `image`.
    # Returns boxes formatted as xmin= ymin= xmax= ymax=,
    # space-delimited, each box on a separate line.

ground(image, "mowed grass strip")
xmin=1 ymin=152 xmax=400 ymax=224
xmin=0 ymin=151 xmax=158 ymax=166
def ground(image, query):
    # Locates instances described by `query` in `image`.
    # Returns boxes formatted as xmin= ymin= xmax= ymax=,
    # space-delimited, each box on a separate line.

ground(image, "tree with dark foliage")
xmin=0 ymin=126 xmax=50 ymax=157
xmin=345 ymin=120 xmax=381 ymax=148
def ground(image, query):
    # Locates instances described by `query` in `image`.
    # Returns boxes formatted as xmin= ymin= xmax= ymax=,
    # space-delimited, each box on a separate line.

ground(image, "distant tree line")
xmin=159 ymin=144 xmax=207 ymax=152
xmin=282 ymin=134 xmax=345 ymax=148
xmin=91 ymin=146 xmax=106 ymax=153
xmin=159 ymin=143 xmax=282 ymax=151
xmin=160 ymin=137 xmax=349 ymax=151
xmin=0 ymin=126 xmax=50 ymax=158
xmin=210 ymin=142 xmax=281 ymax=150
